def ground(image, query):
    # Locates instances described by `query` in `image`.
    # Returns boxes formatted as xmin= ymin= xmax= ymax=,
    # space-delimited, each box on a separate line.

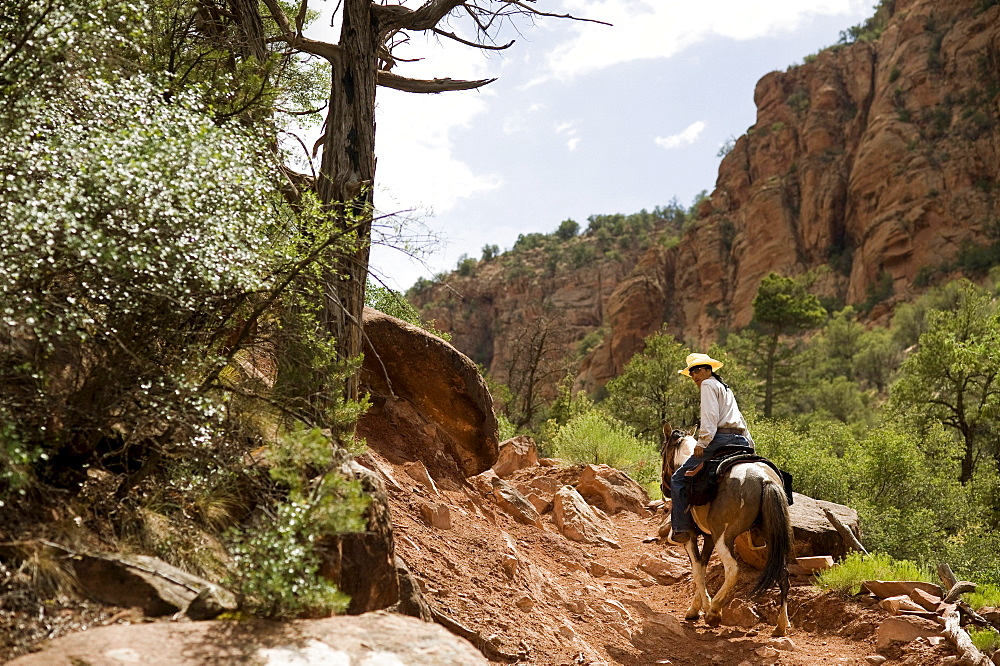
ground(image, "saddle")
xmin=688 ymin=448 xmax=794 ymax=507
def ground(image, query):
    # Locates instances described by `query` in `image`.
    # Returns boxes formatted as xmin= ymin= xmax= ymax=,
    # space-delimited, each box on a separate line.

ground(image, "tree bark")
xmin=317 ymin=0 xmax=379 ymax=402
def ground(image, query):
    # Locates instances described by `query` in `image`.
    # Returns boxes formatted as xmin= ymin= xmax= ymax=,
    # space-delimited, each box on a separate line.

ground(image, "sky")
xmin=300 ymin=0 xmax=874 ymax=292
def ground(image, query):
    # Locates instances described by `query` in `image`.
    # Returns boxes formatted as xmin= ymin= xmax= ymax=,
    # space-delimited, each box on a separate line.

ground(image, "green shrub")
xmin=226 ymin=428 xmax=369 ymax=619
xmin=551 ymin=410 xmax=659 ymax=486
xmin=966 ymin=583 xmax=1000 ymax=610
xmin=969 ymin=628 xmax=1000 ymax=654
xmin=365 ymin=281 xmax=451 ymax=340
xmin=814 ymin=551 xmax=935 ymax=595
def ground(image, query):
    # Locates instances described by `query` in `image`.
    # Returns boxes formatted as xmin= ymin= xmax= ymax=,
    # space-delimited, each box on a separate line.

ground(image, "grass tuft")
xmin=813 ymin=551 xmax=936 ymax=595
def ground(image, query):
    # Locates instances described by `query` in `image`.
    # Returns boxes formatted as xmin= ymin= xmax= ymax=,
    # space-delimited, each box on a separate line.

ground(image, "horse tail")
xmin=753 ymin=479 xmax=793 ymax=595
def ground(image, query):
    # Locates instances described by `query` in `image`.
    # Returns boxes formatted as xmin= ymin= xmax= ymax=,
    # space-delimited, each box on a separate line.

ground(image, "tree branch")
xmin=376 ymin=70 xmax=496 ymax=93
xmin=505 ymin=0 xmax=612 ymax=26
xmin=431 ymin=26 xmax=514 ymax=50
xmin=261 ymin=0 xmax=343 ymax=63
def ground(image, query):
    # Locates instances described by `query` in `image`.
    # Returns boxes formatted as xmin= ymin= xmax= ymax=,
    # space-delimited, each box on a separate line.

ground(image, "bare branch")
xmin=431 ymin=27 xmax=514 ymax=50
xmin=376 ymin=71 xmax=496 ymax=93
xmin=506 ymin=0 xmax=612 ymax=26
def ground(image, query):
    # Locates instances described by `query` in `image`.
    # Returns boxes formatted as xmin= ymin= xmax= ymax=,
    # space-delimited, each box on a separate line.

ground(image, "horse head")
xmin=660 ymin=423 xmax=697 ymax=496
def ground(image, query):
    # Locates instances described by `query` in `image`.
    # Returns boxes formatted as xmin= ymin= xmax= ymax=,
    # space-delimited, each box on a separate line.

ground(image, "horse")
xmin=660 ymin=426 xmax=793 ymax=636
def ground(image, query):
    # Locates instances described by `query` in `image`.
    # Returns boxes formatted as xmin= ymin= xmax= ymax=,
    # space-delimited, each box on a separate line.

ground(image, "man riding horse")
xmin=667 ymin=353 xmax=755 ymax=545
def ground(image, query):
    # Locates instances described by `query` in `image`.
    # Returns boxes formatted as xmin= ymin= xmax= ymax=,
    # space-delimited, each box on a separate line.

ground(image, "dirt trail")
xmin=380 ymin=454 xmax=954 ymax=666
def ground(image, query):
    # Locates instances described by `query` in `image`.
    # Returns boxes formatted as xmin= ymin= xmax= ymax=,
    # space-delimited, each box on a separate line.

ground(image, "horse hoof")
xmin=684 ymin=611 xmax=700 ymax=621
xmin=705 ymin=613 xmax=722 ymax=627
xmin=772 ymin=626 xmax=789 ymax=638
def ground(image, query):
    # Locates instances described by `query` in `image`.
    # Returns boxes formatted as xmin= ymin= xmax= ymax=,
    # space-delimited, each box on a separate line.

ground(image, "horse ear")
xmin=662 ymin=422 xmax=672 ymax=436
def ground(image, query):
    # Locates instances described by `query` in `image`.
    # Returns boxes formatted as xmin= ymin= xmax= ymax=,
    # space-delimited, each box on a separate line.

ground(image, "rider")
xmin=668 ymin=353 xmax=755 ymax=545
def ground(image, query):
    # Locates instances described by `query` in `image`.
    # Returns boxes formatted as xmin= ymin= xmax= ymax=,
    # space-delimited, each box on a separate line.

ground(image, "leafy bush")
xmin=966 ymin=583 xmax=1000 ymax=611
xmin=365 ymin=280 xmax=451 ymax=340
xmin=970 ymin=628 xmax=1000 ymax=654
xmin=226 ymin=428 xmax=369 ymax=619
xmin=550 ymin=409 xmax=659 ymax=486
xmin=814 ymin=551 xmax=935 ymax=595
xmin=0 ymin=76 xmax=293 ymax=494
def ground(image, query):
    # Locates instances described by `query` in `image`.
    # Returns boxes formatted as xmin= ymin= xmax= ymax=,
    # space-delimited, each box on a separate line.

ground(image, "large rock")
xmin=357 ymin=307 xmax=499 ymax=483
xmin=552 ymin=486 xmax=620 ymax=548
xmin=8 ymin=611 xmax=489 ymax=665
xmin=787 ymin=493 xmax=862 ymax=560
xmin=492 ymin=435 xmax=539 ymax=477
xmin=575 ymin=464 xmax=649 ymax=515
xmin=34 ymin=543 xmax=236 ymax=620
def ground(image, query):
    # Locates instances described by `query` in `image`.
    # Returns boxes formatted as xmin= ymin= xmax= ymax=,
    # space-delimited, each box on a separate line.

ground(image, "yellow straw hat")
xmin=678 ymin=353 xmax=724 ymax=377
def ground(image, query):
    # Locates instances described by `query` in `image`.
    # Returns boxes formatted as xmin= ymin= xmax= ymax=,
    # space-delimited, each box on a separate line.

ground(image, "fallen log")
xmin=821 ymin=507 xmax=868 ymax=555
xmin=940 ymin=605 xmax=992 ymax=666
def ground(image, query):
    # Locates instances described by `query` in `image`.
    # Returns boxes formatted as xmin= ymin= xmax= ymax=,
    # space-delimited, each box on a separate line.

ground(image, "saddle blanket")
xmin=689 ymin=450 xmax=794 ymax=507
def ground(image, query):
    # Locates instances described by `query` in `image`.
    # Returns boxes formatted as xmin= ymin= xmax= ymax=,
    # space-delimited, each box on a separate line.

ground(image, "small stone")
xmin=755 ymin=646 xmax=778 ymax=658
xmin=557 ymin=621 xmax=576 ymax=639
xmin=514 ymin=596 xmax=534 ymax=612
xmin=864 ymin=656 xmax=887 ymax=665
xmin=770 ymin=637 xmax=796 ymax=651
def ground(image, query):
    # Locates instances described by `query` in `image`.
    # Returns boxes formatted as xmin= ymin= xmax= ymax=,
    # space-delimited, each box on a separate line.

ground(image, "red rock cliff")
xmin=416 ymin=0 xmax=1000 ymax=395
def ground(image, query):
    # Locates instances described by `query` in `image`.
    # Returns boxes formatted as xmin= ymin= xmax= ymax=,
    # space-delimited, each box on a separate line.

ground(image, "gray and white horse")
xmin=661 ymin=426 xmax=793 ymax=636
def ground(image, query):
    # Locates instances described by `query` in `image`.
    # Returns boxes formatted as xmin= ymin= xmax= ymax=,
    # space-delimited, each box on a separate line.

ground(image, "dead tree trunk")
xmin=316 ymin=0 xmax=379 ymax=402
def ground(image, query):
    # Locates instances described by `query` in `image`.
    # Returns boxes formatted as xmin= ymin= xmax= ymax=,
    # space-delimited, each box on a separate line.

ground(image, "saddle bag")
xmin=688 ymin=451 xmax=794 ymax=507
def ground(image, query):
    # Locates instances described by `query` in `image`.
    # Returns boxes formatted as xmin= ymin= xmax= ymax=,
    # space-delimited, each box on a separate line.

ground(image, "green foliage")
xmin=481 ymin=244 xmax=500 ymax=261
xmin=603 ymin=333 xmax=697 ymax=443
xmin=814 ymin=551 xmax=935 ymax=595
xmin=550 ymin=409 xmax=659 ymax=486
xmin=966 ymin=583 xmax=1000 ymax=611
xmin=365 ymin=280 xmax=451 ymax=340
xmin=969 ymin=628 xmax=1000 ymax=654
xmin=0 ymin=75 xmax=294 ymax=493
xmin=455 ymin=254 xmax=478 ymax=276
xmin=890 ymin=280 xmax=1000 ymax=483
xmin=226 ymin=428 xmax=369 ymax=619
xmin=751 ymin=273 xmax=827 ymax=334
xmin=837 ymin=0 xmax=894 ymax=45
xmin=556 ymin=219 xmax=580 ymax=240
xmin=786 ymin=88 xmax=810 ymax=113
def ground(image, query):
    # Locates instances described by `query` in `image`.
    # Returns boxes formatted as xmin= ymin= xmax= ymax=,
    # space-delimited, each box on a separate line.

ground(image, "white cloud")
xmin=374 ymin=89 xmax=502 ymax=215
xmin=655 ymin=121 xmax=706 ymax=150
xmin=555 ymin=120 xmax=581 ymax=151
xmin=543 ymin=0 xmax=870 ymax=81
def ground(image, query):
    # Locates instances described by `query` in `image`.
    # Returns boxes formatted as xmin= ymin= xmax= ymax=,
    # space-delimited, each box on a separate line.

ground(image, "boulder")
xmin=552 ymin=486 xmax=619 ymax=548
xmin=575 ymin=464 xmax=649 ymax=515
xmin=787 ymin=493 xmax=862 ymax=559
xmin=357 ymin=307 xmax=499 ymax=483
xmin=40 ymin=543 xmax=236 ymax=620
xmin=492 ymin=435 xmax=539 ymax=477
xmin=489 ymin=476 xmax=542 ymax=527
xmin=8 ymin=611 xmax=488 ymax=665
xmin=876 ymin=615 xmax=945 ymax=649
xmin=318 ymin=458 xmax=399 ymax=614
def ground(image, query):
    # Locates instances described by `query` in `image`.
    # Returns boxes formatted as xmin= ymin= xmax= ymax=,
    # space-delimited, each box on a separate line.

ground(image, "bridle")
xmin=660 ymin=427 xmax=689 ymax=495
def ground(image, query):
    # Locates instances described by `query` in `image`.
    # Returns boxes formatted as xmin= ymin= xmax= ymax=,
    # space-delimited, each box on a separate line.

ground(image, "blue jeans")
xmin=670 ymin=433 xmax=753 ymax=533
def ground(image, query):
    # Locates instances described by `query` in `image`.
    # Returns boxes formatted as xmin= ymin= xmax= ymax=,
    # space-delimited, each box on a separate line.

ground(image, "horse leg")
xmin=704 ymin=533 xmax=739 ymax=627
xmin=685 ymin=534 xmax=714 ymax=621
xmin=773 ymin=567 xmax=791 ymax=637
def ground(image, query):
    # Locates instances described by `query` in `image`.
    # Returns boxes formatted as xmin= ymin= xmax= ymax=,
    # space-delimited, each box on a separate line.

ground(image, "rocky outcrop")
xmin=415 ymin=0 xmax=1000 ymax=394
xmin=357 ymin=306 xmax=499 ymax=483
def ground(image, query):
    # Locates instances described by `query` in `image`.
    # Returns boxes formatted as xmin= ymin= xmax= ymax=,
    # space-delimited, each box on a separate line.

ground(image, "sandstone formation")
xmin=357 ymin=306 xmax=499 ymax=482
xmin=413 ymin=0 xmax=1000 ymax=395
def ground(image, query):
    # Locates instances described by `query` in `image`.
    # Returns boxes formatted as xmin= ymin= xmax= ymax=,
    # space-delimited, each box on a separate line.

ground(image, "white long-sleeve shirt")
xmin=697 ymin=376 xmax=752 ymax=447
